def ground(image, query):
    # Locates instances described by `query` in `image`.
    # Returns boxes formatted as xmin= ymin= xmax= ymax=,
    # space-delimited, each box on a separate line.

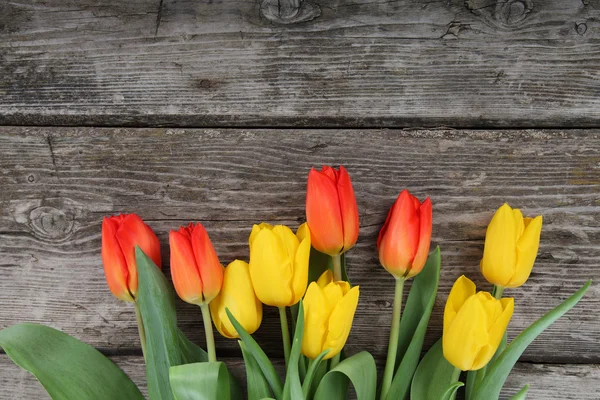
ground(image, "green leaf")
xmin=473 ymin=280 xmax=591 ymax=400
xmin=442 ymin=382 xmax=465 ymax=400
xmin=0 ymin=323 xmax=143 ymax=400
xmin=136 ymin=246 xmax=184 ymax=400
xmin=226 ymin=308 xmax=284 ymax=400
xmin=386 ymin=247 xmax=441 ymax=400
xmin=301 ymin=349 xmax=330 ymax=398
xmin=509 ymin=385 xmax=529 ymax=400
xmin=178 ymin=329 xmax=208 ymax=364
xmin=240 ymin=341 xmax=272 ymax=400
xmin=314 ymin=351 xmax=377 ymax=400
xmin=411 ymin=339 xmax=463 ymax=400
xmin=283 ymin=302 xmax=305 ymax=400
xmin=169 ymin=361 xmax=230 ymax=400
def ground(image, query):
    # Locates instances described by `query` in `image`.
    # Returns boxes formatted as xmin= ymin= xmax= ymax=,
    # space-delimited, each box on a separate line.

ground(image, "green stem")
xmin=279 ymin=306 xmax=291 ymax=367
xmin=329 ymin=353 xmax=341 ymax=370
xmin=200 ymin=303 xmax=217 ymax=362
xmin=133 ymin=301 xmax=147 ymax=361
xmin=492 ymin=285 xmax=505 ymax=299
xmin=379 ymin=277 xmax=405 ymax=400
xmin=332 ymin=254 xmax=343 ymax=282
xmin=451 ymin=366 xmax=462 ymax=383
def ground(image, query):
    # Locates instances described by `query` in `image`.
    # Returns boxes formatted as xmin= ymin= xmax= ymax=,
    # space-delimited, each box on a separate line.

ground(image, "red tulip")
xmin=170 ymin=223 xmax=223 ymax=305
xmin=102 ymin=214 xmax=162 ymax=302
xmin=377 ymin=190 xmax=432 ymax=279
xmin=305 ymin=166 xmax=359 ymax=256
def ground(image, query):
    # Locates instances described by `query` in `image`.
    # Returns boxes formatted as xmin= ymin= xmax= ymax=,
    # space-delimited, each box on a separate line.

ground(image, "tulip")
xmin=301 ymin=270 xmax=359 ymax=360
xmin=210 ymin=260 xmax=262 ymax=339
xmin=306 ymin=166 xmax=359 ymax=257
xmin=101 ymin=214 xmax=161 ymax=302
xmin=481 ymin=203 xmax=543 ymax=288
xmin=248 ymin=222 xmax=311 ymax=307
xmin=443 ymin=275 xmax=514 ymax=371
xmin=169 ymin=223 xmax=223 ymax=305
xmin=377 ymin=189 xmax=432 ymax=279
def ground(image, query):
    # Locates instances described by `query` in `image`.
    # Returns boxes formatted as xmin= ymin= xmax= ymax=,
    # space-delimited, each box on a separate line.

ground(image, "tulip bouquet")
xmin=0 ymin=166 xmax=592 ymax=400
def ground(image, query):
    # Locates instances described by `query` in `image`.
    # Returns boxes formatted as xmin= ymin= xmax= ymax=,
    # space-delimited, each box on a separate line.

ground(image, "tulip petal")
xmin=249 ymin=228 xmax=293 ymax=307
xmin=444 ymin=275 xmax=476 ymax=334
xmin=317 ymin=270 xmax=333 ymax=288
xmin=378 ymin=190 xmax=420 ymax=277
xmin=211 ymin=260 xmax=262 ymax=339
xmin=291 ymin=224 xmax=311 ymax=304
xmin=337 ymin=166 xmax=360 ymax=252
xmin=190 ymin=224 xmax=223 ymax=303
xmin=102 ymin=216 xmax=133 ymax=302
xmin=249 ymin=223 xmax=273 ymax=247
xmin=322 ymin=282 xmax=345 ymax=313
xmin=272 ymin=225 xmax=299 ymax=262
xmin=302 ymin=283 xmax=329 ymax=359
xmin=115 ymin=214 xmax=161 ymax=297
xmin=306 ymin=168 xmax=344 ymax=255
xmin=508 ymin=216 xmax=542 ymax=288
xmin=443 ymin=295 xmax=489 ymax=371
xmin=408 ymin=197 xmax=433 ymax=278
xmin=488 ymin=297 xmax=514 ymax=352
xmin=513 ymin=209 xmax=525 ymax=241
xmin=170 ymin=229 xmax=204 ymax=305
xmin=323 ymin=286 xmax=359 ymax=360
xmin=481 ymin=204 xmax=517 ymax=287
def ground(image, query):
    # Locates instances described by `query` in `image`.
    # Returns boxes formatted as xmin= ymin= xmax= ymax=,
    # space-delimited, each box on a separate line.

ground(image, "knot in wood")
xmin=576 ymin=22 xmax=588 ymax=36
xmin=29 ymin=206 xmax=74 ymax=240
xmin=260 ymin=0 xmax=321 ymax=25
xmin=495 ymin=0 xmax=533 ymax=26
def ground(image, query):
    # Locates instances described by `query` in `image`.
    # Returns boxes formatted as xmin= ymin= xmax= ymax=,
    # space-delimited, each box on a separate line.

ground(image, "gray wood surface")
xmin=1 ymin=355 xmax=599 ymax=400
xmin=1 ymin=0 xmax=599 ymax=127
xmin=0 ymin=127 xmax=598 ymax=369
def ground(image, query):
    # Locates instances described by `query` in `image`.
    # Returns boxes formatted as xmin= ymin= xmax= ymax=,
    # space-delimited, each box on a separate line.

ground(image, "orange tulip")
xmin=170 ymin=223 xmax=223 ymax=305
xmin=305 ymin=165 xmax=359 ymax=256
xmin=377 ymin=190 xmax=432 ymax=279
xmin=101 ymin=214 xmax=162 ymax=302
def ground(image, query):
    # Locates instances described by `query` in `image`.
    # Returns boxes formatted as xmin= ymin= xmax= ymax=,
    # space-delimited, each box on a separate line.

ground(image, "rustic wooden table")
xmin=1 ymin=1 xmax=599 ymax=399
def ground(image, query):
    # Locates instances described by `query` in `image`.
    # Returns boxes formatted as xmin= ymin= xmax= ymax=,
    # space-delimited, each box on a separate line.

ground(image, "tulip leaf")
xmin=386 ymin=247 xmax=441 ymax=400
xmin=509 ymin=385 xmax=530 ymax=400
xmin=472 ymin=280 xmax=591 ymax=400
xmin=136 ymin=246 xmax=184 ymax=400
xmin=301 ymin=349 xmax=330 ymax=398
xmin=227 ymin=308 xmax=284 ymax=400
xmin=314 ymin=351 xmax=377 ymax=400
xmin=411 ymin=339 xmax=463 ymax=400
xmin=240 ymin=341 xmax=272 ymax=400
xmin=169 ymin=361 xmax=230 ymax=400
xmin=0 ymin=323 xmax=143 ymax=400
xmin=178 ymin=329 xmax=208 ymax=363
xmin=283 ymin=301 xmax=305 ymax=400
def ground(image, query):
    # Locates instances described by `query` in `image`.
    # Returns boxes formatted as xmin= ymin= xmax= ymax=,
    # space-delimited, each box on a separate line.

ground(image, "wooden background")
xmin=1 ymin=1 xmax=599 ymax=399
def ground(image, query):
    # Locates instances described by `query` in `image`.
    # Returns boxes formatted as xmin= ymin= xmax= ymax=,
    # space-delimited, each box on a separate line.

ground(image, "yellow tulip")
xmin=443 ymin=275 xmax=514 ymax=371
xmin=301 ymin=270 xmax=360 ymax=360
xmin=481 ymin=203 xmax=543 ymax=288
xmin=210 ymin=260 xmax=262 ymax=339
xmin=248 ymin=222 xmax=311 ymax=307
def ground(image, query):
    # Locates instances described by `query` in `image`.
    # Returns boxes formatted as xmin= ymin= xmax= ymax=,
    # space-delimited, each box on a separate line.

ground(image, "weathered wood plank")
xmin=0 ymin=127 xmax=599 ymax=363
xmin=1 ymin=1 xmax=599 ymax=127
xmin=2 ymin=355 xmax=599 ymax=400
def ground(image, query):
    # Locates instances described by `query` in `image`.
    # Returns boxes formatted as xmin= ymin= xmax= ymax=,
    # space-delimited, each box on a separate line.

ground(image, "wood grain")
xmin=1 ymin=0 xmax=599 ymax=127
xmin=0 ymin=127 xmax=599 ymax=365
xmin=2 ymin=355 xmax=599 ymax=400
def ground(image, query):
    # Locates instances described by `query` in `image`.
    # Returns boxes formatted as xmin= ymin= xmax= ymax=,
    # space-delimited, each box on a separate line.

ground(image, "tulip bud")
xmin=481 ymin=203 xmax=543 ymax=288
xmin=169 ymin=223 xmax=223 ymax=305
xmin=210 ymin=260 xmax=263 ymax=339
xmin=248 ymin=222 xmax=311 ymax=307
xmin=101 ymin=214 xmax=162 ymax=302
xmin=302 ymin=270 xmax=359 ymax=360
xmin=443 ymin=275 xmax=514 ymax=371
xmin=377 ymin=190 xmax=432 ymax=279
xmin=306 ymin=166 xmax=359 ymax=256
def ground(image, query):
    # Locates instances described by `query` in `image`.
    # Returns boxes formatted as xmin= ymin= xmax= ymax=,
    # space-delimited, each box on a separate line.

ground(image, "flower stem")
xmin=133 ymin=301 xmax=147 ymax=361
xmin=379 ymin=277 xmax=405 ymax=400
xmin=332 ymin=254 xmax=343 ymax=282
xmin=329 ymin=353 xmax=341 ymax=370
xmin=200 ymin=303 xmax=217 ymax=362
xmin=279 ymin=306 xmax=291 ymax=367
xmin=451 ymin=366 xmax=462 ymax=382
xmin=492 ymin=285 xmax=505 ymax=299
